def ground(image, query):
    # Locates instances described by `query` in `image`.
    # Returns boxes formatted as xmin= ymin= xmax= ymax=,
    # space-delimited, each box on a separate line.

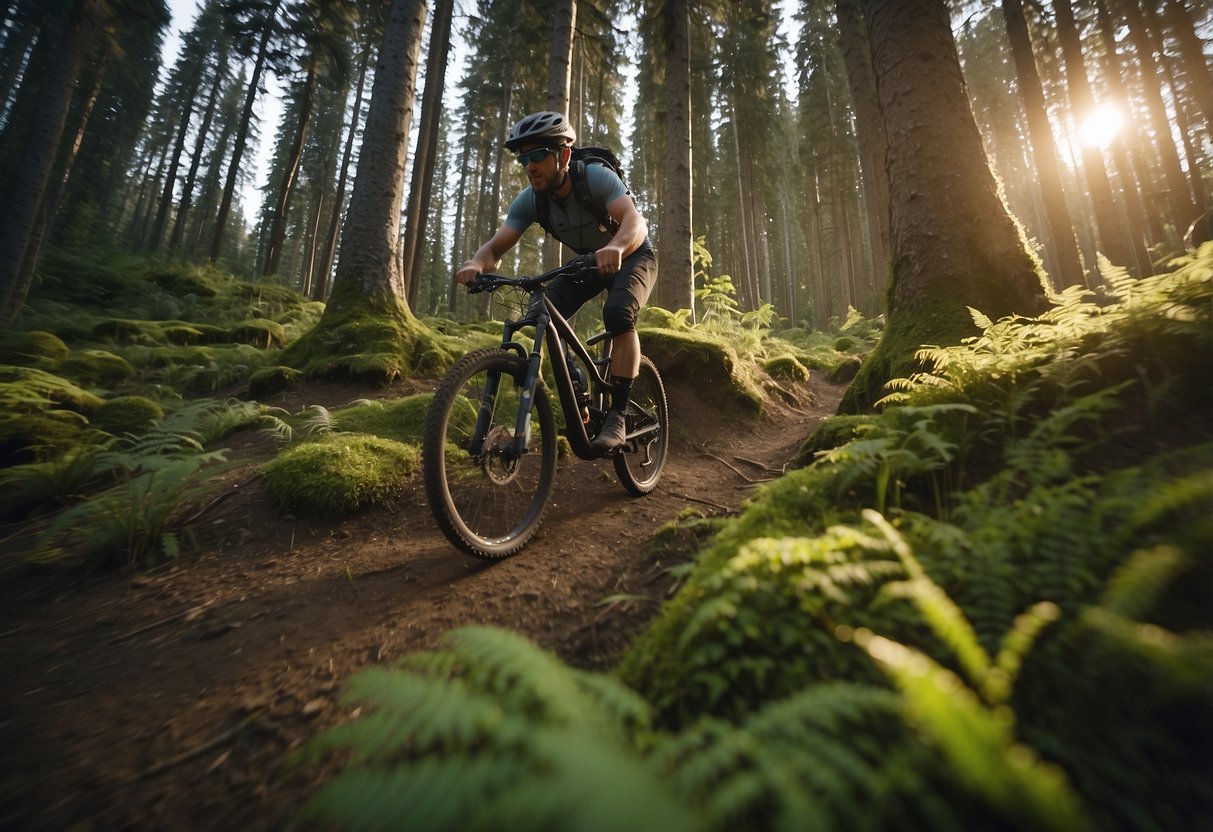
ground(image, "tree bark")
xmin=315 ymin=43 xmax=371 ymax=301
xmin=1001 ymin=0 xmax=1086 ymax=288
xmin=541 ymin=0 xmax=576 ymax=271
xmin=403 ymin=0 xmax=454 ymax=305
xmin=842 ymin=0 xmax=1050 ymax=412
xmin=171 ymin=60 xmax=225 ymax=251
xmin=324 ymin=0 xmax=427 ymax=315
xmin=1163 ymin=0 xmax=1213 ymax=143
xmin=1119 ymin=0 xmax=1197 ymax=239
xmin=0 ymin=0 xmax=93 ymax=320
xmin=1052 ymin=0 xmax=1133 ymax=273
xmin=262 ymin=63 xmax=317 ymax=278
xmin=209 ymin=0 xmax=283 ymax=263
xmin=836 ymin=0 xmax=890 ymax=289
xmin=660 ymin=0 xmax=694 ymax=319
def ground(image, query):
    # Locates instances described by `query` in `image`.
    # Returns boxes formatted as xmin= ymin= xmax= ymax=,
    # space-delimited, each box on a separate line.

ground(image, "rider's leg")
xmin=592 ymin=247 xmax=657 ymax=453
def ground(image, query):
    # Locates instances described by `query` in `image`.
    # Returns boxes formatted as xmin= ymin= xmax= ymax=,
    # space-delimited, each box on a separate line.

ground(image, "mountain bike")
xmin=422 ymin=253 xmax=669 ymax=559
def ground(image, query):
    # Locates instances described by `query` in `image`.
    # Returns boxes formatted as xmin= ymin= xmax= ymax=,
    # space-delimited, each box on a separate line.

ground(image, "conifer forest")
xmin=1 ymin=0 xmax=1211 ymax=829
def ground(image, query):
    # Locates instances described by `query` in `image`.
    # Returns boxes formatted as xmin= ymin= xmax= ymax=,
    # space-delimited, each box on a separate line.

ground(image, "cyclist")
xmin=454 ymin=110 xmax=657 ymax=454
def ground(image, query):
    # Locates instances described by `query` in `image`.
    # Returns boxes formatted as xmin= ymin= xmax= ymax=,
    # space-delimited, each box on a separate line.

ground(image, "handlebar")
xmin=466 ymin=252 xmax=598 ymax=294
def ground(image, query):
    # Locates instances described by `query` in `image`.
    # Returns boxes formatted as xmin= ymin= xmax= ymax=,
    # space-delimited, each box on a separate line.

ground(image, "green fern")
xmin=303 ymin=627 xmax=694 ymax=832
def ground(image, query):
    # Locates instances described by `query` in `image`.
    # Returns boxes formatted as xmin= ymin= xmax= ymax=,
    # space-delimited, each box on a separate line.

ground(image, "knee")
xmin=602 ymin=301 xmax=637 ymax=336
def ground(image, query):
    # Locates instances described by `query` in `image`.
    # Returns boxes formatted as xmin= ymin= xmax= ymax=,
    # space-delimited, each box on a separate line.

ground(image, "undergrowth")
xmin=305 ymin=246 xmax=1213 ymax=830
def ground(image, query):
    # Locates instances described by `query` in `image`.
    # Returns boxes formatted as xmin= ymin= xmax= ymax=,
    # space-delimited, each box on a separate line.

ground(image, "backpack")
xmin=534 ymin=146 xmax=627 ymax=246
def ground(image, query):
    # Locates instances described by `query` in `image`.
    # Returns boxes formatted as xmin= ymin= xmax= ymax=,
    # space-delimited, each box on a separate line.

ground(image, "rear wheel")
xmin=423 ymin=348 xmax=557 ymax=558
xmin=613 ymin=356 xmax=668 ymax=495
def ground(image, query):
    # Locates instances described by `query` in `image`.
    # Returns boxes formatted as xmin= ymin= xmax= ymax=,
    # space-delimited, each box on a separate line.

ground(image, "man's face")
xmin=517 ymin=143 xmax=561 ymax=194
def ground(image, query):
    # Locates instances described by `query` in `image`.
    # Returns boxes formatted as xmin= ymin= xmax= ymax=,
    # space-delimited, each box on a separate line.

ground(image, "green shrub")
xmin=262 ymin=433 xmax=419 ymax=517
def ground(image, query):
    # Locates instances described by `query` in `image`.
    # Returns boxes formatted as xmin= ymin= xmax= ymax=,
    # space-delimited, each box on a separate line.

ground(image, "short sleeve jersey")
xmin=503 ymin=163 xmax=629 ymax=255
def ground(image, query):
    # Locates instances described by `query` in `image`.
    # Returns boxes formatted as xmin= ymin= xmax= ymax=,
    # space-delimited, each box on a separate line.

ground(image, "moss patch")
xmin=0 ymin=330 xmax=69 ymax=365
xmin=55 ymin=349 xmax=136 ymax=386
xmin=261 ymin=433 xmax=419 ymax=517
xmin=330 ymin=394 xmax=434 ymax=445
xmin=280 ymin=302 xmax=452 ymax=385
xmin=639 ymin=327 xmax=763 ymax=415
xmin=763 ymin=354 xmax=810 ymax=382
xmin=91 ymin=396 xmax=164 ymax=436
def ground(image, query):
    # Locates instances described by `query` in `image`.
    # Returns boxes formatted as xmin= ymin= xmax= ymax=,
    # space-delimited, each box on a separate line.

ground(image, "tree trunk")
xmin=1120 ymin=0 xmax=1197 ymax=239
xmin=151 ymin=82 xmax=200 ymax=251
xmin=1093 ymin=0 xmax=1160 ymax=269
xmin=403 ymin=0 xmax=454 ymax=305
xmin=1053 ymin=0 xmax=1133 ymax=273
xmin=836 ymin=0 xmax=890 ymax=288
xmin=842 ymin=0 xmax=1050 ymax=413
xmin=170 ymin=62 xmax=224 ymax=251
xmin=540 ymin=0 xmax=576 ymax=271
xmin=315 ymin=43 xmax=371 ymax=301
xmin=1001 ymin=0 xmax=1086 ymax=288
xmin=660 ymin=0 xmax=694 ymax=319
xmin=210 ymin=0 xmax=283 ymax=263
xmin=323 ymin=0 xmax=427 ymax=315
xmin=21 ymin=52 xmax=107 ymax=286
xmin=1163 ymin=0 xmax=1213 ymax=143
xmin=0 ymin=0 xmax=92 ymax=320
xmin=262 ymin=63 xmax=317 ymax=278
xmin=447 ymin=135 xmax=472 ymax=313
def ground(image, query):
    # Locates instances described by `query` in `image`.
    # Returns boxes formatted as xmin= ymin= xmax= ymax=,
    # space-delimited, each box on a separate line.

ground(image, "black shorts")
xmin=545 ymin=244 xmax=657 ymax=336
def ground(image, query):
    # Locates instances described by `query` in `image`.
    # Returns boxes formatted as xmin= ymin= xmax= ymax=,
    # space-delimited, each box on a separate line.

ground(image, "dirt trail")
xmin=0 ymin=376 xmax=844 ymax=830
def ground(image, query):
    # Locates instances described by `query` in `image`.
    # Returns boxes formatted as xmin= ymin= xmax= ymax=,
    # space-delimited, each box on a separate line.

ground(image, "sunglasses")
xmin=516 ymin=147 xmax=557 ymax=166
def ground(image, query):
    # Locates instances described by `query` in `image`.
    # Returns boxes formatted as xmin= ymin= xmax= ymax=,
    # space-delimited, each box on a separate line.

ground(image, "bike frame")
xmin=475 ymin=262 xmax=659 ymax=461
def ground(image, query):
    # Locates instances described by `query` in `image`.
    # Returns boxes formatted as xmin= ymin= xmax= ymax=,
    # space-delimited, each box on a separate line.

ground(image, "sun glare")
xmin=1079 ymin=104 xmax=1124 ymax=149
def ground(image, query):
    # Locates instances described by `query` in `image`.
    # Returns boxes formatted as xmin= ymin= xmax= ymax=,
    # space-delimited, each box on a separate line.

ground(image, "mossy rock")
xmin=0 ymin=365 xmax=103 ymax=413
xmin=248 ymin=365 xmax=303 ymax=399
xmin=91 ymin=318 xmax=159 ymax=344
xmin=148 ymin=266 xmax=222 ymax=297
xmin=833 ymin=335 xmax=856 ymax=352
xmin=261 ymin=433 xmax=419 ymax=517
xmin=0 ymin=330 xmax=69 ymax=365
xmin=763 ymin=354 xmax=810 ymax=382
xmin=55 ymin=349 xmax=136 ymax=386
xmin=330 ymin=394 xmax=434 ymax=445
xmin=829 ymin=356 xmax=863 ymax=384
xmin=226 ymin=319 xmax=285 ymax=349
xmin=0 ymin=412 xmax=87 ymax=467
xmin=638 ymin=327 xmax=763 ymax=416
xmin=91 ymin=396 xmax=164 ymax=435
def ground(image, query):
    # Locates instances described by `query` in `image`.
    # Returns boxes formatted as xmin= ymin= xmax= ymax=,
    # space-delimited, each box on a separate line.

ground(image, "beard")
xmin=530 ymin=168 xmax=561 ymax=195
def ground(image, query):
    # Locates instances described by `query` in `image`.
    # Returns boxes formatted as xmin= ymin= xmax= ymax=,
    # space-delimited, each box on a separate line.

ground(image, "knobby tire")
xmin=423 ymin=348 xmax=557 ymax=559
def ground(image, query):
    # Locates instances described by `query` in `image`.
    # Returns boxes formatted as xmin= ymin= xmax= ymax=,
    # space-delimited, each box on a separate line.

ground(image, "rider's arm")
xmin=596 ymin=194 xmax=648 ymax=273
xmin=455 ymin=224 xmax=523 ymax=285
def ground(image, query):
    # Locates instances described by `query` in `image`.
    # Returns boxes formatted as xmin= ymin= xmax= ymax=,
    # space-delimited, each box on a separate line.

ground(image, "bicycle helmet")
xmin=504 ymin=111 xmax=576 ymax=150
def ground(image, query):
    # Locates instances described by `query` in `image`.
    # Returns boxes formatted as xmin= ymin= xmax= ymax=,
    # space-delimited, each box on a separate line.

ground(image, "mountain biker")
xmin=454 ymin=110 xmax=657 ymax=454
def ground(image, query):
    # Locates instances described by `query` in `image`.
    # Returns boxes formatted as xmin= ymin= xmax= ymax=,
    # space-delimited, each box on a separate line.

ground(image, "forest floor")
xmin=0 ymin=372 xmax=844 ymax=831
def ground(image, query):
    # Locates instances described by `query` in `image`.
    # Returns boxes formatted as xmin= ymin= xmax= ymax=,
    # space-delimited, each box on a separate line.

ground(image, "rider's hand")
xmin=595 ymin=246 xmax=623 ymax=275
xmin=454 ymin=261 xmax=481 ymax=286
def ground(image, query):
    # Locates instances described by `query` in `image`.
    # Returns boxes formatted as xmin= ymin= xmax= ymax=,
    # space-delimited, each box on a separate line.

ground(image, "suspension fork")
xmin=508 ymin=317 xmax=549 ymax=458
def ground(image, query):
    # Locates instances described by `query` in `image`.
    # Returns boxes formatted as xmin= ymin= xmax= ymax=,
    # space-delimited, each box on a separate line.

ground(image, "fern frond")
xmin=855 ymin=630 xmax=1091 ymax=832
xmin=1095 ymin=545 xmax=1188 ymax=619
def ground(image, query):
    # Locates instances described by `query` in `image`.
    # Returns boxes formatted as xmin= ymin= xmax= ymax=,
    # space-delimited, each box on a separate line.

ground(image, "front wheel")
xmin=423 ymin=348 xmax=557 ymax=559
xmin=613 ymin=356 xmax=669 ymax=495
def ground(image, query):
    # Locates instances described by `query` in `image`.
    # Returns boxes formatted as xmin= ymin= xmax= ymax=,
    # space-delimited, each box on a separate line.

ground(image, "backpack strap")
xmin=568 ymin=158 xmax=620 ymax=236
xmin=532 ymin=160 xmax=619 ymax=247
